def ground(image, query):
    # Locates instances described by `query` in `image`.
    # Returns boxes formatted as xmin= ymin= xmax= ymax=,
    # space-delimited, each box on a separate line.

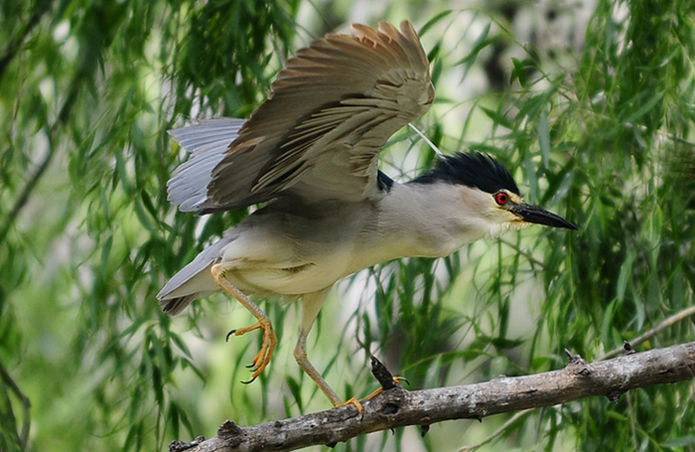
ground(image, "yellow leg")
xmin=293 ymin=289 xmax=363 ymax=412
xmin=361 ymin=376 xmax=408 ymax=400
xmin=211 ymin=263 xmax=277 ymax=382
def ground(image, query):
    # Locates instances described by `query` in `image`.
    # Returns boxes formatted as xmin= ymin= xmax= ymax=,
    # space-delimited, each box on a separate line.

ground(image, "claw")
xmin=394 ymin=376 xmax=410 ymax=386
xmin=226 ymin=330 xmax=237 ymax=342
xmin=225 ymin=317 xmax=277 ymax=382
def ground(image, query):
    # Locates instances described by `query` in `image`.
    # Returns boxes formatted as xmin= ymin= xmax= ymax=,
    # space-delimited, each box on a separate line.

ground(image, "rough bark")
xmin=168 ymin=341 xmax=695 ymax=452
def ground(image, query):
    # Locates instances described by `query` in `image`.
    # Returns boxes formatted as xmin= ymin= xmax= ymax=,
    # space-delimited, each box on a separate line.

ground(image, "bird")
xmin=157 ymin=20 xmax=577 ymax=408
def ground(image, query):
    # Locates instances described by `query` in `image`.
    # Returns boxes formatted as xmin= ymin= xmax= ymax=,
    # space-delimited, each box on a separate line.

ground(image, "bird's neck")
xmin=358 ymin=181 xmax=490 ymax=265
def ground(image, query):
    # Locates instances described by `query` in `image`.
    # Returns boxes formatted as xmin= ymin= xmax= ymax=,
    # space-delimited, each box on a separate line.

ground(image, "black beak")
xmin=510 ymin=203 xmax=577 ymax=230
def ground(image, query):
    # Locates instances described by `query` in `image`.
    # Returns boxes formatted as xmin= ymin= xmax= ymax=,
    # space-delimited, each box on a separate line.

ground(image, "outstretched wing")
xmin=166 ymin=118 xmax=246 ymax=212
xmin=167 ymin=21 xmax=434 ymax=214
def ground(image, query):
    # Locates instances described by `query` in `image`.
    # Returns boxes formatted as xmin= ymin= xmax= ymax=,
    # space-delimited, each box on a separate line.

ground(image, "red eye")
xmin=495 ymin=192 xmax=508 ymax=205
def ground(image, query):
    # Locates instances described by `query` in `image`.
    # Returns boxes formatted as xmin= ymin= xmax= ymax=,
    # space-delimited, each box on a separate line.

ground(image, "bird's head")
xmin=412 ymin=152 xmax=577 ymax=240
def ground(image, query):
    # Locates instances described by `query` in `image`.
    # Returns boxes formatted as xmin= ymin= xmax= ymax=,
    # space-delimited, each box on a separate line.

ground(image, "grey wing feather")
xmin=157 ymin=234 xmax=236 ymax=315
xmin=167 ymin=118 xmax=246 ymax=212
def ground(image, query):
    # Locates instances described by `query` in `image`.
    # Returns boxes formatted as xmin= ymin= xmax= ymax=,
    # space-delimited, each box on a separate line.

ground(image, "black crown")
xmin=411 ymin=152 xmax=520 ymax=196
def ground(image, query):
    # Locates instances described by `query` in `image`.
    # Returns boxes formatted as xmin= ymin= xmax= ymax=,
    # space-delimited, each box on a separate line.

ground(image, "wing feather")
xmin=168 ymin=21 xmax=434 ymax=213
xmin=166 ymin=118 xmax=246 ymax=212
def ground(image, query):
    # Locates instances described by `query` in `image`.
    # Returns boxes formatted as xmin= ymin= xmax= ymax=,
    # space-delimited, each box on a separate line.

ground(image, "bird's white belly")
xmin=236 ymin=265 xmax=345 ymax=296
xmin=224 ymin=247 xmax=354 ymax=297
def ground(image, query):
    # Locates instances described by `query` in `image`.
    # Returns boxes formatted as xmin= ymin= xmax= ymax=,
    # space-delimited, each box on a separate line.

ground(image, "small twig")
xmin=0 ymin=360 xmax=31 ymax=450
xmin=599 ymin=305 xmax=695 ymax=360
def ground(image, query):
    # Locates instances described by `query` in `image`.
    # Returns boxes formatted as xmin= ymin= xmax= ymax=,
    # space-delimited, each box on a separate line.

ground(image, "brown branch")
xmin=169 ymin=342 xmax=695 ymax=452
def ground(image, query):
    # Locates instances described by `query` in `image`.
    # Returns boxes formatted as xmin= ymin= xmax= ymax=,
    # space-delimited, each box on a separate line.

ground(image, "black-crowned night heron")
xmin=157 ymin=21 xmax=576 ymax=407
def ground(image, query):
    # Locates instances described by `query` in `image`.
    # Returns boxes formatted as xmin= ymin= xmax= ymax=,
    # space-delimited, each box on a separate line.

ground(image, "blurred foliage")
xmin=1 ymin=0 xmax=694 ymax=452
xmin=0 ymin=0 xmax=298 ymax=450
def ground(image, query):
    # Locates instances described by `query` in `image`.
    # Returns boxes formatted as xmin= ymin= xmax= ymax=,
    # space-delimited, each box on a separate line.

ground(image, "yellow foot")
xmin=332 ymin=376 xmax=407 ymax=414
xmin=226 ymin=317 xmax=277 ymax=383
xmin=335 ymin=397 xmax=364 ymax=414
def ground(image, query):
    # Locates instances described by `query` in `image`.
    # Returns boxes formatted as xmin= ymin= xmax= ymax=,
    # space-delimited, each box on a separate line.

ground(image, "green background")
xmin=1 ymin=0 xmax=694 ymax=451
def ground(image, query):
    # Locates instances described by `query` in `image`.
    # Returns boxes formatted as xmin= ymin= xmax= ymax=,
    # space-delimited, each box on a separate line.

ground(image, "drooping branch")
xmin=169 ymin=342 xmax=695 ymax=452
xmin=0 ymin=359 xmax=31 ymax=450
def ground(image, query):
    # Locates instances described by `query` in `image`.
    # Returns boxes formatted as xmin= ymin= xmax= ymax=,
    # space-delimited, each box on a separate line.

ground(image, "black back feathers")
xmin=411 ymin=152 xmax=520 ymax=195
xmin=377 ymin=170 xmax=394 ymax=193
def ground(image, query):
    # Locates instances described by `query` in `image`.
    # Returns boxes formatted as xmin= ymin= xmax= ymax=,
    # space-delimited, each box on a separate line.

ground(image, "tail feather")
xmin=159 ymin=293 xmax=202 ymax=316
xmin=157 ymin=235 xmax=235 ymax=315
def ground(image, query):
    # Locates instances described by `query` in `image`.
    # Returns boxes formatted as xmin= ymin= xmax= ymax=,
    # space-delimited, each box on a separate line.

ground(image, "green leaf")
xmin=661 ymin=436 xmax=695 ymax=448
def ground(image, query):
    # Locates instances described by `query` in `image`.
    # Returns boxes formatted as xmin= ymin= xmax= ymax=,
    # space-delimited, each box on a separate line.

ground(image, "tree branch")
xmin=169 ymin=342 xmax=695 ymax=452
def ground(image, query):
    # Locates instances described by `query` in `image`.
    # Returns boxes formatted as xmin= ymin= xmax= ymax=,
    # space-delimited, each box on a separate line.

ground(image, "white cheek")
xmin=485 ymin=218 xmax=531 ymax=239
